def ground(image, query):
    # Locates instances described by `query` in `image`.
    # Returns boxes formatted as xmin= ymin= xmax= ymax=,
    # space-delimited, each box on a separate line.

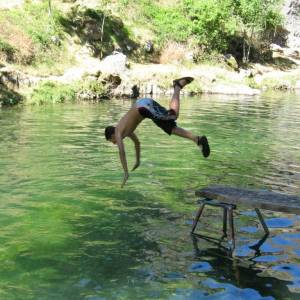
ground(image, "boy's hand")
xmin=121 ymin=172 xmax=129 ymax=188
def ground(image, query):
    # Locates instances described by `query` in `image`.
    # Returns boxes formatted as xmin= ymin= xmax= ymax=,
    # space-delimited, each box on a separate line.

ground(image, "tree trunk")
xmin=243 ymin=34 xmax=246 ymax=63
xmin=48 ymin=0 xmax=52 ymax=17
xmin=246 ymin=27 xmax=254 ymax=63
xmin=100 ymin=14 xmax=106 ymax=58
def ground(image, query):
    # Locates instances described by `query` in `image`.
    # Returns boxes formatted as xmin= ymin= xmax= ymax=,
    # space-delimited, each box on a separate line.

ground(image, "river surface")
xmin=0 ymin=92 xmax=300 ymax=300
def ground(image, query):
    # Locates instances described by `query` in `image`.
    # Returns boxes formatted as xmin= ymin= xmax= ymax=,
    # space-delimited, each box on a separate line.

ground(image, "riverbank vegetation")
xmin=0 ymin=0 xmax=284 ymax=65
xmin=119 ymin=0 xmax=283 ymax=64
xmin=0 ymin=0 xmax=296 ymax=107
xmin=28 ymin=79 xmax=109 ymax=105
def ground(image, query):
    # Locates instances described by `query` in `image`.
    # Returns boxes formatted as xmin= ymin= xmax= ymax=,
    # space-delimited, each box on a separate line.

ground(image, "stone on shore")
xmin=99 ymin=52 xmax=127 ymax=75
xmin=203 ymin=83 xmax=260 ymax=96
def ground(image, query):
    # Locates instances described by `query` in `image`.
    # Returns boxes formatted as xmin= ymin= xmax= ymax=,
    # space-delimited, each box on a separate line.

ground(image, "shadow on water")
xmin=0 ymin=189 xmax=168 ymax=299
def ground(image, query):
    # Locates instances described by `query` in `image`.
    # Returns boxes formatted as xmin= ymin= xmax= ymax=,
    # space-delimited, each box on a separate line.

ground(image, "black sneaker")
xmin=197 ymin=136 xmax=210 ymax=158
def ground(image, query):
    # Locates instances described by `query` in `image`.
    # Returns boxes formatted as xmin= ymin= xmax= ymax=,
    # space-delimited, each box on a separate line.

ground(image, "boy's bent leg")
xmin=169 ymin=86 xmax=181 ymax=119
xmin=169 ymin=77 xmax=194 ymax=119
xmin=171 ymin=126 xmax=197 ymax=142
xmin=172 ymin=126 xmax=210 ymax=158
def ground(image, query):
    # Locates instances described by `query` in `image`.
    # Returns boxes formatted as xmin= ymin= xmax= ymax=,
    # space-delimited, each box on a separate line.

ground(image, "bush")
xmin=29 ymin=81 xmax=76 ymax=105
xmin=76 ymin=79 xmax=109 ymax=101
xmin=29 ymin=79 xmax=109 ymax=105
xmin=184 ymin=0 xmax=237 ymax=52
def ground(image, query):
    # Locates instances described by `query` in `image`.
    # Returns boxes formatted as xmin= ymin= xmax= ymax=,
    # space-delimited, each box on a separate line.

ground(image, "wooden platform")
xmin=196 ymin=185 xmax=300 ymax=214
xmin=192 ymin=185 xmax=300 ymax=252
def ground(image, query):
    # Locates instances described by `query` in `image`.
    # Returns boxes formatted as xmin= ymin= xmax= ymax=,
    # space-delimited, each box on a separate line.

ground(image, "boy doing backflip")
xmin=104 ymin=77 xmax=210 ymax=187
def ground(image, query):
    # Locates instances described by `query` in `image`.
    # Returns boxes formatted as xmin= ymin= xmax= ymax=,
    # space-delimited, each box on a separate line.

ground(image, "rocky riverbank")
xmin=1 ymin=45 xmax=300 ymax=106
xmin=1 ymin=0 xmax=300 ymax=106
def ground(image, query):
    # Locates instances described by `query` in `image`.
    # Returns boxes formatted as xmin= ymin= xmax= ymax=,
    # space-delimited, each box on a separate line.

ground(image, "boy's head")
xmin=104 ymin=126 xmax=116 ymax=144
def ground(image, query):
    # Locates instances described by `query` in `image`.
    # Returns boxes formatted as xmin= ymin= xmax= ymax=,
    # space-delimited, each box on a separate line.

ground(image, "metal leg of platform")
xmin=191 ymin=203 xmax=206 ymax=233
xmin=255 ymin=208 xmax=269 ymax=235
xmin=228 ymin=207 xmax=235 ymax=250
xmin=223 ymin=207 xmax=228 ymax=236
xmin=191 ymin=199 xmax=271 ymax=254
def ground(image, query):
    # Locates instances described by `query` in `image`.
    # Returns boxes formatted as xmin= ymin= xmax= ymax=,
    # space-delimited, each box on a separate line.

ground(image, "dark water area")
xmin=0 ymin=91 xmax=300 ymax=299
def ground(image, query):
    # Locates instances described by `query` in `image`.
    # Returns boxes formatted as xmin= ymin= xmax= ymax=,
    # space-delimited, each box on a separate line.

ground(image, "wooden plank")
xmin=195 ymin=185 xmax=300 ymax=214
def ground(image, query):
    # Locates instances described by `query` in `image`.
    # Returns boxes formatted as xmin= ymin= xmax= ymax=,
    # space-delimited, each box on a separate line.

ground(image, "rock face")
xmin=283 ymin=0 xmax=300 ymax=48
xmin=0 ymin=0 xmax=24 ymax=9
xmin=99 ymin=52 xmax=127 ymax=75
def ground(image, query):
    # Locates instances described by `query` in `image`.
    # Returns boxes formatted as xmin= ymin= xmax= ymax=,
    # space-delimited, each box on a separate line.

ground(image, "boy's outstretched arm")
xmin=128 ymin=132 xmax=140 ymax=171
xmin=115 ymin=131 xmax=129 ymax=188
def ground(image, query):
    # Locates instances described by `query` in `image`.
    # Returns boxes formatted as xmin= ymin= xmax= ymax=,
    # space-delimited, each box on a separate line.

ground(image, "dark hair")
xmin=104 ymin=126 xmax=115 ymax=140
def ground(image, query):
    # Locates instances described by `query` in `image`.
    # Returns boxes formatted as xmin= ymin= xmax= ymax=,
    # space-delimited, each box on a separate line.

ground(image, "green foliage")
xmin=233 ymin=0 xmax=283 ymax=62
xmin=139 ymin=1 xmax=191 ymax=45
xmin=124 ymin=0 xmax=283 ymax=59
xmin=234 ymin=0 xmax=282 ymax=29
xmin=5 ymin=1 xmax=64 ymax=49
xmin=29 ymin=79 xmax=109 ymax=105
xmin=29 ymin=81 xmax=76 ymax=105
xmin=79 ymin=79 xmax=107 ymax=96
xmin=183 ymin=0 xmax=237 ymax=51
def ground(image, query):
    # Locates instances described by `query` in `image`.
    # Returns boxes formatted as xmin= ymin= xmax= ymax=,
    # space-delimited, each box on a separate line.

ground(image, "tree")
xmin=48 ymin=0 xmax=52 ymax=16
xmin=100 ymin=0 xmax=110 ymax=58
xmin=234 ymin=0 xmax=282 ymax=63
xmin=183 ymin=0 xmax=237 ymax=52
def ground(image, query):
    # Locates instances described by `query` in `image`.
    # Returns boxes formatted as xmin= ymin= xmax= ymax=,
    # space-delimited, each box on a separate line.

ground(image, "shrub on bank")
xmin=29 ymin=82 xmax=76 ymax=105
xmin=28 ymin=80 xmax=109 ymax=105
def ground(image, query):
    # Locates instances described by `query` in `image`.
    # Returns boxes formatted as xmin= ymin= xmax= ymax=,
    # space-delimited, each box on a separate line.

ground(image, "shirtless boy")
xmin=104 ymin=77 xmax=210 ymax=187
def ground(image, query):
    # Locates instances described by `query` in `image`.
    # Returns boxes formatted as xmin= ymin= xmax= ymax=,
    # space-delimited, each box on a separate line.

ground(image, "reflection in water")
xmin=0 ymin=92 xmax=300 ymax=299
xmin=190 ymin=235 xmax=293 ymax=300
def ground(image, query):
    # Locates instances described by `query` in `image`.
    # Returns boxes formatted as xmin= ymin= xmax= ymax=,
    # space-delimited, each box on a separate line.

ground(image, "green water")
xmin=0 ymin=92 xmax=300 ymax=300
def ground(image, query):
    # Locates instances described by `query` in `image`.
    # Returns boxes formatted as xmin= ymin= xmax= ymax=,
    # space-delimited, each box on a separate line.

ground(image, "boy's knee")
xmin=168 ymin=109 xmax=177 ymax=119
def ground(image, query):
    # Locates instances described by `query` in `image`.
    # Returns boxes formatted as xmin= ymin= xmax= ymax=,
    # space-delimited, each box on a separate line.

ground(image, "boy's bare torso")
xmin=115 ymin=106 xmax=144 ymax=138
